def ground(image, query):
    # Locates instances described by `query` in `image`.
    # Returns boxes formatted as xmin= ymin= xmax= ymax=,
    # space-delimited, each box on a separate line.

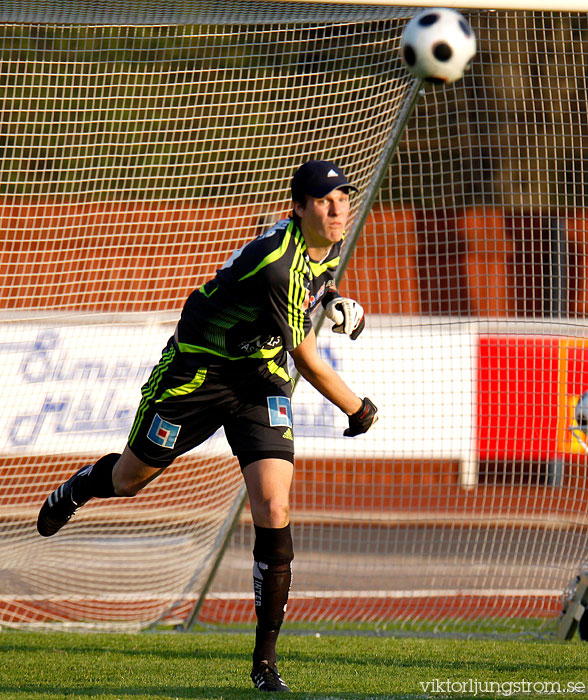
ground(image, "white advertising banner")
xmin=3 ymin=323 xmax=172 ymax=456
xmin=3 ymin=318 xmax=476 ymax=466
xmin=294 ymin=319 xmax=476 ymax=463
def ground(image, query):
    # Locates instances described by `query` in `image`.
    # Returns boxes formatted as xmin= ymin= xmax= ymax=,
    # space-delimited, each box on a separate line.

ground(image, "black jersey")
xmin=175 ymin=218 xmax=341 ymax=372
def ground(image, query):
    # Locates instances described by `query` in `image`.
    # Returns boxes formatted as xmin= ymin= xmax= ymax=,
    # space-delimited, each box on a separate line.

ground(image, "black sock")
xmin=252 ymin=524 xmax=294 ymax=666
xmin=71 ymin=453 xmax=119 ymax=505
xmin=253 ymin=561 xmax=292 ymax=665
xmin=254 ymin=626 xmax=282 ymax=667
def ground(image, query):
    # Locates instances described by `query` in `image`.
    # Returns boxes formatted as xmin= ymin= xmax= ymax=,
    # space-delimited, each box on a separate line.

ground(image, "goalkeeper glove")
xmin=324 ymin=297 xmax=365 ymax=340
xmin=344 ymin=397 xmax=378 ymax=437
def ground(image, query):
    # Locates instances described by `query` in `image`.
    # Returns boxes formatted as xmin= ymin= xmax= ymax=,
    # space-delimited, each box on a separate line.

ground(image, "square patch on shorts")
xmin=147 ymin=414 xmax=181 ymax=449
xmin=267 ymin=396 xmax=292 ymax=428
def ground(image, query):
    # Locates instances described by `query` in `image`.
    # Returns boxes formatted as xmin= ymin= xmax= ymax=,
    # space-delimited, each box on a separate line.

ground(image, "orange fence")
xmin=3 ymin=198 xmax=588 ymax=316
xmin=343 ymin=206 xmax=588 ymax=317
xmin=0 ymin=199 xmax=265 ymax=312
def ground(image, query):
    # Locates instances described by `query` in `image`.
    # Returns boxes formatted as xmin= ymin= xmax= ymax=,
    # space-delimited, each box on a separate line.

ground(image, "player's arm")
xmin=289 ymin=327 xmax=377 ymax=436
xmin=321 ymin=286 xmax=365 ymax=340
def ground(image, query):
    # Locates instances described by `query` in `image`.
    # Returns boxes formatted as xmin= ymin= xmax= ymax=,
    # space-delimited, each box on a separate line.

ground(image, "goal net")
xmin=0 ymin=0 xmax=417 ymax=630
xmin=2 ymin=1 xmax=588 ymax=637
xmin=202 ymin=7 xmax=588 ymax=638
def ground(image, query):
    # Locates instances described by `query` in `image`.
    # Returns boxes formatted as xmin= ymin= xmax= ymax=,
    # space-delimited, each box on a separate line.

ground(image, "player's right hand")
xmin=344 ymin=397 xmax=378 ymax=437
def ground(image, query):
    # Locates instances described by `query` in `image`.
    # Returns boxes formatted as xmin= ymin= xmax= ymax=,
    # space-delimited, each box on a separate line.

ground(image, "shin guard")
xmin=252 ymin=524 xmax=294 ymax=665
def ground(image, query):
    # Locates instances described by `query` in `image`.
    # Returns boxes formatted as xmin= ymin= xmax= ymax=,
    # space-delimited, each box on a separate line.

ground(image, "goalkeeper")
xmin=37 ymin=159 xmax=378 ymax=692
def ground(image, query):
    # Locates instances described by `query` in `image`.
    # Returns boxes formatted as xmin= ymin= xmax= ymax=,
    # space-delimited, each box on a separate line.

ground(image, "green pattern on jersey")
xmin=128 ymin=343 xmax=176 ymax=446
xmin=237 ymin=224 xmax=292 ymax=282
xmin=176 ymin=341 xmax=282 ymax=361
xmin=309 ymin=256 xmax=340 ymax=277
xmin=156 ymin=366 xmax=208 ymax=403
xmin=266 ymin=359 xmax=293 ymax=385
xmin=288 ymin=226 xmax=307 ymax=348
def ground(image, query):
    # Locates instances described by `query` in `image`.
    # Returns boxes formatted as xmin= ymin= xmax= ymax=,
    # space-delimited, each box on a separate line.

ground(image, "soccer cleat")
xmin=251 ymin=660 xmax=290 ymax=692
xmin=36 ymin=466 xmax=90 ymax=537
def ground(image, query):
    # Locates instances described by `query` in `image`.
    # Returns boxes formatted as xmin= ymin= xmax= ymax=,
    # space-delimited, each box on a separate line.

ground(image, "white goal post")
xmin=3 ymin=0 xmax=588 ymax=637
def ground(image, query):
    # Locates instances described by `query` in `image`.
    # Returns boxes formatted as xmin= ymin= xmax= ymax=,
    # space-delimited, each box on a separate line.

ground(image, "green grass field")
xmin=0 ymin=629 xmax=587 ymax=700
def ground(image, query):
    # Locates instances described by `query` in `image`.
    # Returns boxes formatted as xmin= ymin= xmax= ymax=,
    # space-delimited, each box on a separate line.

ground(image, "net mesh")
xmin=0 ymin=5 xmax=416 ymax=629
xmin=208 ymin=9 xmax=588 ymax=637
xmin=3 ymin=5 xmax=588 ymax=637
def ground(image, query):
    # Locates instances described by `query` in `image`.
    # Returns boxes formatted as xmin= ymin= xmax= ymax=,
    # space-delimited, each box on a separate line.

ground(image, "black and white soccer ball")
xmin=575 ymin=391 xmax=588 ymax=433
xmin=401 ymin=8 xmax=476 ymax=85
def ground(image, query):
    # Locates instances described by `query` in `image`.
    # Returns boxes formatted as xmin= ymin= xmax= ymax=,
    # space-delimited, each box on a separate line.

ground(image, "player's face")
xmin=295 ymin=189 xmax=351 ymax=249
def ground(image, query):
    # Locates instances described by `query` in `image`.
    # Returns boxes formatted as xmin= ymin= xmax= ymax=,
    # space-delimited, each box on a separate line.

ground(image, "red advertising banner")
xmin=478 ymin=335 xmax=588 ymax=462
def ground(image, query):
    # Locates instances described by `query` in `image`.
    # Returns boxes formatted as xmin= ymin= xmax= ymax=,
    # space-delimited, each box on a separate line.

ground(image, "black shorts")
xmin=127 ymin=338 xmax=294 ymax=470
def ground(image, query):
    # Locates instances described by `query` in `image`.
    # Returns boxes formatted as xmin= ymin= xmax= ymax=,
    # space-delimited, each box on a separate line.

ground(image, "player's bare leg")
xmin=111 ymin=445 xmax=165 ymax=496
xmin=37 ymin=446 xmax=163 ymax=537
xmin=244 ymin=458 xmax=294 ymax=692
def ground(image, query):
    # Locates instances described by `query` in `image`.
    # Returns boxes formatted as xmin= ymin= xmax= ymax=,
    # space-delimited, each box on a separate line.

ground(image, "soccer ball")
xmin=575 ymin=391 xmax=588 ymax=432
xmin=401 ymin=8 xmax=476 ymax=85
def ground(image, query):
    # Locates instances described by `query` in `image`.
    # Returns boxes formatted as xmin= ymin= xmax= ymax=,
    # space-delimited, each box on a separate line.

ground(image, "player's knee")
xmin=112 ymin=476 xmax=142 ymax=498
xmin=254 ymin=500 xmax=290 ymax=529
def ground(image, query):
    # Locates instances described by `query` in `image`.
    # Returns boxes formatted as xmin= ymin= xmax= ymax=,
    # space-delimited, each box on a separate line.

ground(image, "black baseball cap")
xmin=291 ymin=160 xmax=358 ymax=202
